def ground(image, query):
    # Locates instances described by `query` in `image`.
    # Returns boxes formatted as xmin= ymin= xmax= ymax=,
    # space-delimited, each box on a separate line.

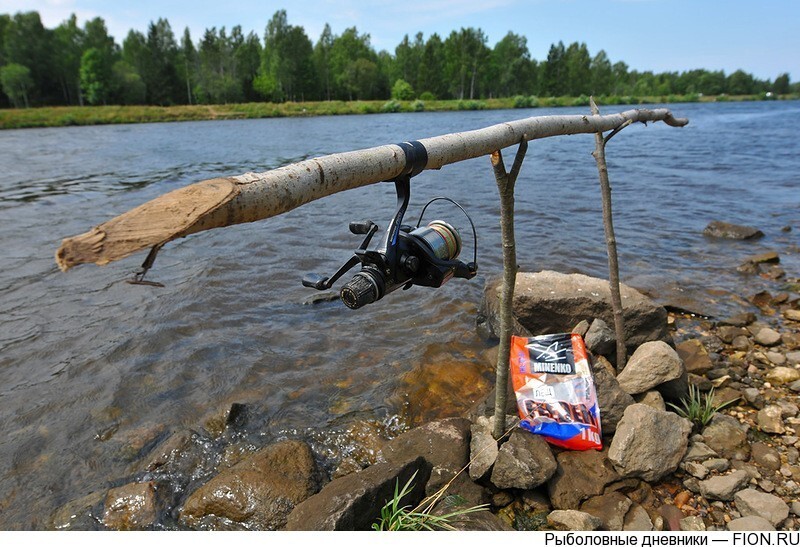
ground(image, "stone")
xmin=547 ymin=448 xmax=621 ymax=509
xmin=732 ymin=336 xmax=751 ymax=351
xmin=751 ymin=443 xmax=782 ymax=471
xmin=490 ymin=429 xmax=557 ymax=490
xmin=702 ymin=414 xmax=751 ymax=461
xmin=180 ymin=440 xmax=320 ymax=531
xmin=286 ymin=457 xmax=431 ymax=531
xmin=758 ymin=405 xmax=786 ymax=434
xmin=103 ymin=482 xmax=161 ymax=531
xmin=434 ymin=506 xmax=513 ymax=531
xmin=683 ymin=441 xmax=718 ymax=462
xmin=785 ymin=310 xmax=800 ymax=322
xmin=755 ymin=328 xmax=783 ymax=347
xmin=680 ymin=516 xmax=706 ymax=531
xmin=659 ymin=504 xmax=685 ymax=531
xmin=573 ymin=319 xmax=591 ymax=337
xmin=744 ymin=251 xmax=781 ymax=265
xmin=50 ymin=491 xmax=105 ymax=530
xmin=469 ymin=417 xmax=499 ymax=481
xmin=580 ymin=492 xmax=632 ymax=531
xmin=616 ymin=341 xmax=684 ymax=395
xmin=787 ymin=352 xmax=800 ymax=366
xmin=766 ymin=367 xmax=800 ymax=386
xmin=623 ymin=503 xmax=654 ymax=531
xmin=684 ymin=461 xmax=709 ymax=479
xmin=727 ymin=516 xmax=776 ymax=531
xmin=743 ymin=387 xmax=765 ymax=409
xmin=703 ymin=221 xmax=763 ymax=240
xmin=717 ymin=326 xmax=749 ymax=344
xmin=767 ymin=352 xmax=787 ymax=366
xmin=784 ymin=334 xmax=800 ymax=350
xmin=591 ymin=355 xmax=635 ymax=435
xmin=547 ymin=510 xmax=603 ymax=531
xmin=379 ymin=418 xmax=469 ymax=494
xmin=734 ymin=489 xmax=790 ymax=526
xmin=609 ymin=404 xmax=692 ymax=481
xmin=698 ymin=470 xmax=750 ymax=501
xmin=635 ymin=391 xmax=666 ymax=411
xmin=703 ymin=458 xmax=730 ymax=473
xmin=778 ymin=400 xmax=800 ymax=417
xmin=720 ymin=313 xmax=757 ymax=327
xmin=791 ymin=501 xmax=800 ymax=516
xmin=676 ymin=339 xmax=714 ymax=375
xmin=585 ymin=318 xmax=616 ymax=357
xmin=478 ymin=271 xmax=671 ymax=354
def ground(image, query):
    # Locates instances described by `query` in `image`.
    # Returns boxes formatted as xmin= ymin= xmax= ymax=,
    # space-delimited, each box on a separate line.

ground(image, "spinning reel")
xmin=303 ymin=142 xmax=478 ymax=309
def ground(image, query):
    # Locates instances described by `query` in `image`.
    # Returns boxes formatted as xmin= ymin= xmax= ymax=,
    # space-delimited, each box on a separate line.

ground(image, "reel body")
xmin=303 ymin=175 xmax=478 ymax=309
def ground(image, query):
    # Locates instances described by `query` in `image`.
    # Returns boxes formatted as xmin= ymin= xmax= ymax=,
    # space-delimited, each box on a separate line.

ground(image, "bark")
xmin=56 ymin=108 xmax=688 ymax=271
xmin=590 ymin=98 xmax=629 ymax=371
xmin=491 ymin=139 xmax=527 ymax=440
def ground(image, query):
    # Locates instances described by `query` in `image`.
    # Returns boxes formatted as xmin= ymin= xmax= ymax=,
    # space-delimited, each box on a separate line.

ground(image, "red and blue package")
xmin=510 ymin=333 xmax=602 ymax=450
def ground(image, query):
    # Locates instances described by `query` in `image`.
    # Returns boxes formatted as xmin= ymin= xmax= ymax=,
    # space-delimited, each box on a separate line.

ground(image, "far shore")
xmin=1 ymin=93 xmax=796 ymax=130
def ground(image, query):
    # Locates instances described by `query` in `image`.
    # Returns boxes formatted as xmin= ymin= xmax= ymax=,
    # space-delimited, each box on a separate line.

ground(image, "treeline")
xmin=0 ymin=9 xmax=795 ymax=109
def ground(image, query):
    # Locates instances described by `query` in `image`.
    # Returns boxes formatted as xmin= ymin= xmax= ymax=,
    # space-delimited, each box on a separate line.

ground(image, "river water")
xmin=0 ymin=101 xmax=798 ymax=529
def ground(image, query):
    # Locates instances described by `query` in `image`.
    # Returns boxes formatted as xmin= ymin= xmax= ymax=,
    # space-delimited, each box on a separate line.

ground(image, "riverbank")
xmin=1 ymin=93 xmax=795 ymax=130
xmin=48 ymin=219 xmax=800 ymax=530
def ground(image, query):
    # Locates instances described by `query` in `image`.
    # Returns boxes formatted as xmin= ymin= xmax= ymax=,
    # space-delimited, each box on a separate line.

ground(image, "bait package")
xmin=510 ymin=333 xmax=602 ymax=450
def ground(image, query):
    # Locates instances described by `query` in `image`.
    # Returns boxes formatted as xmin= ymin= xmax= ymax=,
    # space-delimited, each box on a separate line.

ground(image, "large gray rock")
xmin=703 ymin=221 xmax=763 ymax=240
xmin=180 ymin=440 xmax=320 ymax=530
xmin=478 ymin=271 xmax=671 ymax=353
xmin=547 ymin=510 xmax=603 ymax=531
xmin=591 ymin=356 xmax=635 ymax=436
xmin=702 ymin=414 xmax=751 ymax=461
xmin=286 ymin=457 xmax=431 ymax=531
xmin=547 ymin=448 xmax=621 ymax=509
xmin=734 ymin=489 xmax=790 ymax=526
xmin=379 ymin=418 xmax=469 ymax=495
xmin=609 ymin=404 xmax=692 ymax=481
xmin=616 ymin=341 xmax=684 ymax=395
xmin=698 ymin=470 xmax=749 ymax=501
xmin=490 ymin=429 xmax=557 ymax=490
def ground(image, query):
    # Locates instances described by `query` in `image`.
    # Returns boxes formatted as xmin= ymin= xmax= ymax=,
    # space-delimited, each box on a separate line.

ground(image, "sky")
xmin=2 ymin=0 xmax=798 ymax=81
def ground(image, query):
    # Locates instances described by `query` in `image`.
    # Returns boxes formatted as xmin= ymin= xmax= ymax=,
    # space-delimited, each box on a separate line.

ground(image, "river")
xmin=0 ymin=101 xmax=798 ymax=529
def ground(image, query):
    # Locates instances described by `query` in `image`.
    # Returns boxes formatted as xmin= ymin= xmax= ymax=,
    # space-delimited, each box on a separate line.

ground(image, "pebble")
xmin=768 ymin=352 xmax=788 ymax=366
xmin=758 ymin=405 xmax=787 ymax=434
xmin=755 ymin=328 xmax=783 ymax=347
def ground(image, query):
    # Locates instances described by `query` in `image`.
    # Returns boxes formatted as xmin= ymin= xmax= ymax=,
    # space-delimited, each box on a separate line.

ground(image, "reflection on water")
xmin=0 ymin=102 xmax=798 ymax=528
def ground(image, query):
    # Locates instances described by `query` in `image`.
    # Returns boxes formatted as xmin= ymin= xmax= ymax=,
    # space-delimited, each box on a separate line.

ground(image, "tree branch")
xmin=56 ymin=108 xmax=688 ymax=272
xmin=491 ymin=138 xmax=527 ymax=440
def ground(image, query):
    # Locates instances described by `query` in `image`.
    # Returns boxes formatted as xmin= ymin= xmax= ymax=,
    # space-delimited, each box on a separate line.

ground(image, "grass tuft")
xmin=668 ymin=384 xmax=737 ymax=429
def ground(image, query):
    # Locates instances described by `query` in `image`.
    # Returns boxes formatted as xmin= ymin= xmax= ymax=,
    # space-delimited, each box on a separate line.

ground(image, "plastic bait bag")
xmin=510 ymin=333 xmax=602 ymax=450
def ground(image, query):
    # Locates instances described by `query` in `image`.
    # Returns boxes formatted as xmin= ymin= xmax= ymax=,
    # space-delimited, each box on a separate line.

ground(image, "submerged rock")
xmin=179 ymin=440 xmax=320 ymax=530
xmin=103 ymin=482 xmax=161 ymax=531
xmin=703 ymin=221 xmax=764 ymax=240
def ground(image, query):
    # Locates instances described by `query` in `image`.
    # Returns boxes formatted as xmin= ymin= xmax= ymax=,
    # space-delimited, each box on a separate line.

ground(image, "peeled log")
xmin=56 ymin=109 xmax=687 ymax=271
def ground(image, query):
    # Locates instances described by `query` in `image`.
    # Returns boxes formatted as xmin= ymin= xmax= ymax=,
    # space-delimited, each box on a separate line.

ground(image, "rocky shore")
xmin=50 ymin=223 xmax=799 ymax=532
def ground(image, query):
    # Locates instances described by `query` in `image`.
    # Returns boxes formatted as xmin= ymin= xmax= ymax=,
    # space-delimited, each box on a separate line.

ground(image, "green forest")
xmin=0 ymin=9 xmax=796 ymax=110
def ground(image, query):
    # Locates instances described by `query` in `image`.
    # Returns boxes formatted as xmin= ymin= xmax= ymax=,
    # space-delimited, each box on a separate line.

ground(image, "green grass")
xmin=668 ymin=384 xmax=737 ymax=429
xmin=1 ymin=93 xmax=796 ymax=129
xmin=372 ymin=471 xmax=488 ymax=531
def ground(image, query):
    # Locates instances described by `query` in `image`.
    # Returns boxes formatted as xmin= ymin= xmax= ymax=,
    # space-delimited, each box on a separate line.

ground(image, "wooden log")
xmin=56 ymin=108 xmax=687 ymax=271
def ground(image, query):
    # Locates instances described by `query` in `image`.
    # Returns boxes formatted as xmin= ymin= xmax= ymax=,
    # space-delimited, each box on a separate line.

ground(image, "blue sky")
xmin=3 ymin=0 xmax=797 ymax=81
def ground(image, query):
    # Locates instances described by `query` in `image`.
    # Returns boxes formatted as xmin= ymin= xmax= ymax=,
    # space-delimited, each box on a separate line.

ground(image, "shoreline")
xmin=1 ymin=94 xmax=796 ymax=130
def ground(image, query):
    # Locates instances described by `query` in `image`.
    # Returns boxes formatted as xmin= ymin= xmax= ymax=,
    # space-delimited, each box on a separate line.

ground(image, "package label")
xmin=510 ymin=333 xmax=602 ymax=450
